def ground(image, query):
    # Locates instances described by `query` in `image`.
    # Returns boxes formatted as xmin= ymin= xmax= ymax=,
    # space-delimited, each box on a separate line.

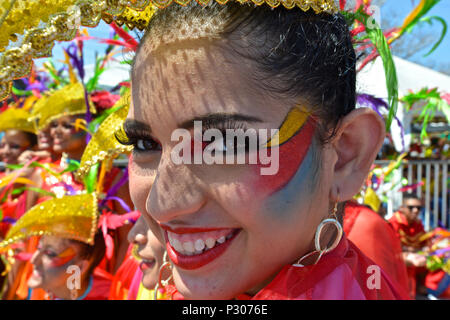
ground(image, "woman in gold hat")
xmin=0 ymin=193 xmax=111 ymax=300
xmin=0 ymin=108 xmax=39 ymax=239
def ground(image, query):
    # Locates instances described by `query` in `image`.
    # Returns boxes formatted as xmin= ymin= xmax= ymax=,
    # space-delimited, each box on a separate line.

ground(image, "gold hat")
xmin=76 ymin=91 xmax=133 ymax=180
xmin=0 ymin=193 xmax=98 ymax=249
xmin=0 ymin=0 xmax=337 ymax=101
xmin=0 ymin=107 xmax=37 ymax=134
xmin=33 ymin=82 xmax=96 ymax=131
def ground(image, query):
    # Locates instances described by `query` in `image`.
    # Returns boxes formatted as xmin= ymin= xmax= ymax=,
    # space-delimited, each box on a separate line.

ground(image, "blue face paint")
xmin=260 ymin=144 xmax=318 ymax=221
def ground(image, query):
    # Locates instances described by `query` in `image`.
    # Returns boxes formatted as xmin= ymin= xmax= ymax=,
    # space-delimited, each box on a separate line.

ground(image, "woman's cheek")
xmin=128 ymin=154 xmax=155 ymax=213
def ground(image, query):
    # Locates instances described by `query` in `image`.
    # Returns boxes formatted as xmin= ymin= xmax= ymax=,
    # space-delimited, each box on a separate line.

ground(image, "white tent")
xmin=356 ymin=56 xmax=450 ymax=152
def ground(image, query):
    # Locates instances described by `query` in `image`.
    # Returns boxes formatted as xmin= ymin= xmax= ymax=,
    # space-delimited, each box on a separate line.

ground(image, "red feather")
xmin=110 ymin=22 xmax=138 ymax=51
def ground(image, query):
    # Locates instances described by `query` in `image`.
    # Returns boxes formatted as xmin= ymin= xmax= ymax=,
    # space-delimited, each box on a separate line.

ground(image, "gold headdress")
xmin=32 ymin=82 xmax=96 ymax=131
xmin=0 ymin=193 xmax=98 ymax=249
xmin=0 ymin=107 xmax=37 ymax=134
xmin=0 ymin=0 xmax=337 ymax=101
xmin=76 ymin=92 xmax=133 ymax=180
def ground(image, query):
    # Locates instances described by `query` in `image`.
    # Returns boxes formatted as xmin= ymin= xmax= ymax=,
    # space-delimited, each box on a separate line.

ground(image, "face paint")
xmin=49 ymin=247 xmax=77 ymax=267
xmin=255 ymin=108 xmax=316 ymax=195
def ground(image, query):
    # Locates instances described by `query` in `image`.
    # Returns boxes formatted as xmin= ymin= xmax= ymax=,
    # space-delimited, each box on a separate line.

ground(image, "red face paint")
xmin=254 ymin=109 xmax=316 ymax=195
xmin=49 ymin=247 xmax=76 ymax=267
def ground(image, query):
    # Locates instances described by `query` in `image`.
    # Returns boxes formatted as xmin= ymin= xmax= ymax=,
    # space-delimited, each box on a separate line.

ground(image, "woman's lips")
xmin=139 ymin=259 xmax=156 ymax=272
xmin=164 ymin=228 xmax=241 ymax=270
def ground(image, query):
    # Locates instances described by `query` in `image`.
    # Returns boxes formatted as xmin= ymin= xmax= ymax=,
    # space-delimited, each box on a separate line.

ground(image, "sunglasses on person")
xmin=406 ymin=205 xmax=423 ymax=211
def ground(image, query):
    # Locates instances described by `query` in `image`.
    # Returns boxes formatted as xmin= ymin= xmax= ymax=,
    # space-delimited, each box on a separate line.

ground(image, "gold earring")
xmin=153 ymin=251 xmax=173 ymax=300
xmin=293 ymin=201 xmax=343 ymax=268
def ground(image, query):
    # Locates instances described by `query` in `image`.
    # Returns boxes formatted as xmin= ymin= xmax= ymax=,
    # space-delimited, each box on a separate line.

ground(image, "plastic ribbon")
xmin=0 ymin=156 xmax=39 ymax=199
xmin=104 ymin=196 xmax=131 ymax=213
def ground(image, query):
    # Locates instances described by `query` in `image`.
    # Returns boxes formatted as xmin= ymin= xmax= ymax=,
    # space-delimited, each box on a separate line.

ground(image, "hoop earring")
xmin=293 ymin=201 xmax=343 ymax=268
xmin=153 ymin=251 xmax=173 ymax=300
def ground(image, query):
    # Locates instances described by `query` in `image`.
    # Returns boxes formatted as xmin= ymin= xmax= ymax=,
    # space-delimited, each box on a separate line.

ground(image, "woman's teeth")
xmin=168 ymin=230 xmax=234 ymax=256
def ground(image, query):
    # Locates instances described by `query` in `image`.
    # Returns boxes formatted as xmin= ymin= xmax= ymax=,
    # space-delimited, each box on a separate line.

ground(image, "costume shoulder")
xmin=344 ymin=203 xmax=409 ymax=295
xmin=251 ymin=236 xmax=409 ymax=300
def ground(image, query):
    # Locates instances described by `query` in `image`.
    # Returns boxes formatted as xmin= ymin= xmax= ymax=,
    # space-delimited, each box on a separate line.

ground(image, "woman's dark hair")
xmin=135 ymin=2 xmax=356 ymax=143
xmin=23 ymin=131 xmax=38 ymax=147
xmin=70 ymin=231 xmax=106 ymax=278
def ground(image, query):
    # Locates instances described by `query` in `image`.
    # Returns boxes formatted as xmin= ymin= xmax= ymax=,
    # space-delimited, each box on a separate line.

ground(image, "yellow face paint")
xmin=265 ymin=108 xmax=309 ymax=148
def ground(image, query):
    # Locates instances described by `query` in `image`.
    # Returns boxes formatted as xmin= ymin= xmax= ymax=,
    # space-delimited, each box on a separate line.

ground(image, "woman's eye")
xmin=44 ymin=250 xmax=57 ymax=258
xmin=205 ymin=137 xmax=227 ymax=153
xmin=204 ymin=136 xmax=253 ymax=154
xmin=135 ymin=138 xmax=162 ymax=152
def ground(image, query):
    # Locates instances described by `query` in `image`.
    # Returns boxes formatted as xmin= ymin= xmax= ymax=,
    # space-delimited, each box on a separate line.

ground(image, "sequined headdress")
xmin=31 ymin=82 xmax=96 ymax=131
xmin=0 ymin=0 xmax=339 ymax=101
xmin=76 ymin=91 xmax=133 ymax=179
xmin=0 ymin=107 xmax=37 ymax=134
xmin=0 ymin=193 xmax=98 ymax=249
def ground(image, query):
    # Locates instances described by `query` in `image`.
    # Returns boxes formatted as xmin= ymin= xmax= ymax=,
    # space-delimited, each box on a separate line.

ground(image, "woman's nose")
xmin=128 ymin=216 xmax=148 ymax=244
xmin=145 ymin=153 xmax=206 ymax=223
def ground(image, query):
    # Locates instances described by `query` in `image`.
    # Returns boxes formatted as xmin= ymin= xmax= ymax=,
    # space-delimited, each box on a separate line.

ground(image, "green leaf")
xmin=84 ymin=163 xmax=99 ymax=193
xmin=347 ymin=9 xmax=399 ymax=130
xmin=11 ymin=87 xmax=32 ymax=96
xmin=420 ymin=16 xmax=448 ymax=57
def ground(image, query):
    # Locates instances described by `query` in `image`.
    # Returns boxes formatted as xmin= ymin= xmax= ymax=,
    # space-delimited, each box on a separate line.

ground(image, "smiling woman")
xmin=121 ymin=1 xmax=408 ymax=300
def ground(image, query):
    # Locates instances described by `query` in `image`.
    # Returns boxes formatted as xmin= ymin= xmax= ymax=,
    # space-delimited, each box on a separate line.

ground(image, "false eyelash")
xmin=201 ymin=120 xmax=248 ymax=134
xmin=114 ymin=126 xmax=154 ymax=146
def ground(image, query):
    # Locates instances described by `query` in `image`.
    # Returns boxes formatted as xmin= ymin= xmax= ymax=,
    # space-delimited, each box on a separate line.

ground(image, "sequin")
xmin=0 ymin=0 xmax=337 ymax=101
xmin=76 ymin=92 xmax=133 ymax=180
xmin=0 ymin=193 xmax=98 ymax=249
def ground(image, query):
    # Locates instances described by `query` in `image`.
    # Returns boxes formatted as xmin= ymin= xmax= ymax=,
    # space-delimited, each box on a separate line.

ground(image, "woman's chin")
xmin=27 ymin=276 xmax=42 ymax=289
xmin=142 ymin=277 xmax=157 ymax=291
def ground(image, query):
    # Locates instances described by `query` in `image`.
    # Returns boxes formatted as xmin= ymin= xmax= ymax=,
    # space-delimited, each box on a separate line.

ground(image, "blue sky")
xmin=35 ymin=0 xmax=450 ymax=75
xmin=380 ymin=0 xmax=450 ymax=71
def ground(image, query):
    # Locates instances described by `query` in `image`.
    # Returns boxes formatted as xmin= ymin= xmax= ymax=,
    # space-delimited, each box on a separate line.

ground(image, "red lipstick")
xmin=164 ymin=229 xmax=241 ymax=270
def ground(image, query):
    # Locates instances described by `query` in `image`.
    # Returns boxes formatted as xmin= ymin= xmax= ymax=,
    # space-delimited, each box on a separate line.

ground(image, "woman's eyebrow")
xmin=178 ymin=113 xmax=263 ymax=130
xmin=123 ymin=119 xmax=152 ymax=133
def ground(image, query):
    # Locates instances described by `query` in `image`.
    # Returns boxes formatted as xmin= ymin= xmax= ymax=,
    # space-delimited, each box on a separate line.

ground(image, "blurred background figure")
xmin=389 ymin=194 xmax=429 ymax=298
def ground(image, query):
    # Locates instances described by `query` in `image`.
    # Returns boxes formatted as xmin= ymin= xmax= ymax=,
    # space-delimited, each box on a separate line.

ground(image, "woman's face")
xmin=0 ymin=130 xmax=33 ymax=164
xmin=128 ymin=215 xmax=166 ymax=290
xmin=128 ymin=38 xmax=335 ymax=299
xmin=49 ymin=115 xmax=86 ymax=154
xmin=37 ymin=127 xmax=53 ymax=151
xmin=28 ymin=236 xmax=86 ymax=294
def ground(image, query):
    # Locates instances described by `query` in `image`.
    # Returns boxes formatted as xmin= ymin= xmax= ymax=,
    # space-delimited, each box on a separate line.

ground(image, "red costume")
xmin=163 ymin=235 xmax=409 ymax=300
xmin=246 ymin=235 xmax=409 ymax=300
xmin=108 ymin=244 xmax=140 ymax=300
xmin=344 ymin=202 xmax=409 ymax=295
xmin=388 ymin=211 xmax=428 ymax=298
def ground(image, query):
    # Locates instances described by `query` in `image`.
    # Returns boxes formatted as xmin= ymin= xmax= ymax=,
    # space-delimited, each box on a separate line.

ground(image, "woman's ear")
xmin=330 ymin=108 xmax=385 ymax=201
xmin=79 ymin=259 xmax=90 ymax=275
